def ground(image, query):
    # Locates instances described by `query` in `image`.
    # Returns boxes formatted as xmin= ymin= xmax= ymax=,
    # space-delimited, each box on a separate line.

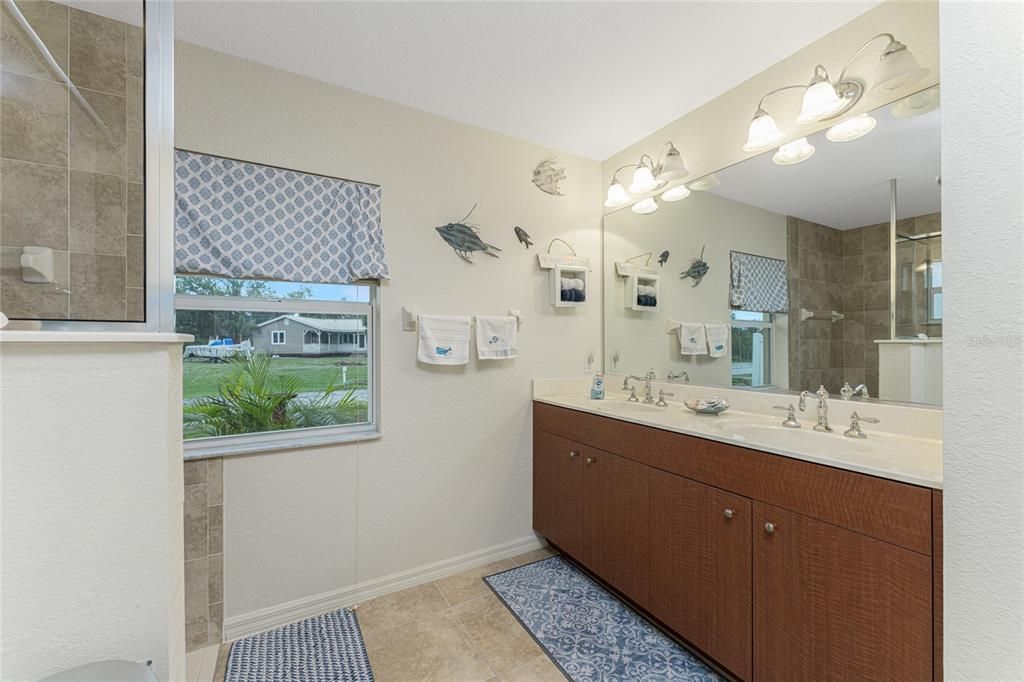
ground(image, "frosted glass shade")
xmin=688 ymin=174 xmax=720 ymax=191
xmin=743 ymin=111 xmax=784 ymax=152
xmin=657 ymin=144 xmax=689 ymax=182
xmin=631 ymin=197 xmax=658 ymax=215
xmin=604 ymin=181 xmax=630 ymax=208
xmin=826 ymin=114 xmax=877 ymax=142
xmin=797 ymin=80 xmax=846 ymax=123
xmin=772 ymin=138 xmax=815 ymax=166
xmin=872 ymin=44 xmax=928 ymax=94
xmin=660 ymin=184 xmax=691 ymax=202
xmin=629 ymin=165 xmax=660 ymax=194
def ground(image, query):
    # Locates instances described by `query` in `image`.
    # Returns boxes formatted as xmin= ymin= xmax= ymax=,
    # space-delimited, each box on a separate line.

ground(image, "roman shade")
xmin=729 ymin=250 xmax=789 ymax=313
xmin=174 ymin=150 xmax=389 ymax=283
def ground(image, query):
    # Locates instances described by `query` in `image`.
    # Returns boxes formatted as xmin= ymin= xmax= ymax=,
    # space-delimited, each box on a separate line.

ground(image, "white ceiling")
xmin=707 ymin=91 xmax=940 ymax=229
xmin=165 ymin=1 xmax=882 ymax=160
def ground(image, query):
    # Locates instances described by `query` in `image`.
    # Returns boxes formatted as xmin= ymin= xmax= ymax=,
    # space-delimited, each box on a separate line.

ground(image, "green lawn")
xmin=184 ymin=355 xmax=368 ymax=400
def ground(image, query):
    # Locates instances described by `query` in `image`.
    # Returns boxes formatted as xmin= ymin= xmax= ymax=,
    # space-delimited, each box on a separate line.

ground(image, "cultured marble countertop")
xmin=533 ymin=379 xmax=942 ymax=489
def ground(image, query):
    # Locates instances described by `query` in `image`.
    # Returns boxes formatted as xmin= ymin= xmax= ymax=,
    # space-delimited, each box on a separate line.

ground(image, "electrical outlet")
xmin=584 ymin=350 xmax=595 ymax=374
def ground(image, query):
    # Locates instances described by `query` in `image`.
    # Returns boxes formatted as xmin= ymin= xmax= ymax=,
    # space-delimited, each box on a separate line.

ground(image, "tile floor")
xmin=199 ymin=546 xmax=561 ymax=682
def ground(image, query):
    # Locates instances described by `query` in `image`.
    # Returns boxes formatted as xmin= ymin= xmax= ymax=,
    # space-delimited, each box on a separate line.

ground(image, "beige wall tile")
xmin=207 ymin=458 xmax=223 ymax=505
xmin=208 ymin=552 xmax=223 ymax=604
xmin=126 ymin=234 xmax=143 ymax=287
xmin=126 ymin=76 xmax=142 ymax=130
xmin=0 ymin=159 xmax=68 ymax=249
xmin=69 ymin=7 xmax=125 ymax=96
xmin=69 ymin=86 xmax=125 ymax=176
xmin=126 ymin=181 xmax=144 ymax=235
xmin=184 ymin=557 xmax=209 ymax=652
xmin=0 ymin=0 xmax=69 ymax=82
xmin=208 ymin=504 xmax=223 ymax=556
xmin=184 ymin=460 xmax=207 ymax=485
xmin=69 ymin=252 xmax=125 ymax=319
xmin=126 ymin=287 xmax=144 ymax=320
xmin=126 ymin=127 xmax=143 ymax=181
xmin=183 ymin=483 xmax=208 ymax=561
xmin=208 ymin=602 xmax=223 ymax=646
xmin=126 ymin=24 xmax=143 ymax=79
xmin=0 ymin=246 xmax=68 ymax=318
xmin=69 ymin=170 xmax=126 ymax=255
xmin=0 ymin=71 xmax=68 ymax=165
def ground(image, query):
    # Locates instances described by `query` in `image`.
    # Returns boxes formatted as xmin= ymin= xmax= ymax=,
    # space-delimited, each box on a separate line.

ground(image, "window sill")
xmin=183 ymin=426 xmax=381 ymax=460
xmin=0 ymin=331 xmax=193 ymax=344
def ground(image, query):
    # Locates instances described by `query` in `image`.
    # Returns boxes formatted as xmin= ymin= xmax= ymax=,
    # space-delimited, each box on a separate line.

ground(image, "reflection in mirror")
xmin=604 ymin=85 xmax=941 ymax=405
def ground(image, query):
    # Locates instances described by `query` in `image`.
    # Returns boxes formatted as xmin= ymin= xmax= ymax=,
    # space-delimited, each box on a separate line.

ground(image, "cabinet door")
xmin=533 ymin=430 xmax=584 ymax=558
xmin=650 ymin=470 xmax=752 ymax=680
xmin=754 ymin=502 xmax=932 ymax=681
xmin=583 ymin=447 xmax=650 ymax=607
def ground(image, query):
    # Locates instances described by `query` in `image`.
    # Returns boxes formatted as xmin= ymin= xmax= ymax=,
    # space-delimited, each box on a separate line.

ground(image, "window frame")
xmin=175 ymin=283 xmax=382 ymax=459
xmin=730 ymin=311 xmax=775 ymax=388
xmin=270 ymin=330 xmax=286 ymax=345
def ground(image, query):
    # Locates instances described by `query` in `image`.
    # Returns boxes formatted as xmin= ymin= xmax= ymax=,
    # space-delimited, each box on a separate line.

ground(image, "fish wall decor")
xmin=435 ymin=204 xmax=502 ymax=263
xmin=680 ymin=245 xmax=709 ymax=286
xmin=513 ymin=226 xmax=534 ymax=248
xmin=658 ymin=250 xmax=670 ymax=266
xmin=532 ymin=157 xmax=567 ymax=196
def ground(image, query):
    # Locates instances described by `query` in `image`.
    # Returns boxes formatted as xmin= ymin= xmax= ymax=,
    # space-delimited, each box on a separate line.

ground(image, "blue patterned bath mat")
xmin=485 ymin=556 xmax=722 ymax=681
xmin=225 ymin=607 xmax=373 ymax=681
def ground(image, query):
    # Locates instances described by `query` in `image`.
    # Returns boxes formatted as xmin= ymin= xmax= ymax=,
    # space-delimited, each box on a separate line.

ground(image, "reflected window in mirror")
xmin=731 ymin=311 xmax=773 ymax=388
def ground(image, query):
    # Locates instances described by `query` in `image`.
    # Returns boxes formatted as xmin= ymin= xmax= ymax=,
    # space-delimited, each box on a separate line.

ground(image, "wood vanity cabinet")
xmin=533 ymin=402 xmax=940 ymax=681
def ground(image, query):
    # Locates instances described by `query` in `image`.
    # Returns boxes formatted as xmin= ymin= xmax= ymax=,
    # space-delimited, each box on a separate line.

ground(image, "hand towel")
xmin=705 ymin=323 xmax=730 ymax=358
xmin=475 ymin=315 xmax=518 ymax=360
xmin=677 ymin=322 xmax=708 ymax=355
xmin=417 ymin=315 xmax=470 ymax=365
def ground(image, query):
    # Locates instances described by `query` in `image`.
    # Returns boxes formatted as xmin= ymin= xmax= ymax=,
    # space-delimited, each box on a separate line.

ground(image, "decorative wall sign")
xmin=680 ymin=245 xmax=710 ymax=286
xmin=513 ymin=226 xmax=534 ymax=248
xmin=532 ymin=157 xmax=567 ymax=196
xmin=434 ymin=204 xmax=502 ymax=263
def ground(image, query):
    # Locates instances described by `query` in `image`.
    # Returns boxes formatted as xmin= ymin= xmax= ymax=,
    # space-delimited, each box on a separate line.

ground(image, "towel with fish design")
xmin=475 ymin=315 xmax=518 ymax=360
xmin=417 ymin=315 xmax=471 ymax=365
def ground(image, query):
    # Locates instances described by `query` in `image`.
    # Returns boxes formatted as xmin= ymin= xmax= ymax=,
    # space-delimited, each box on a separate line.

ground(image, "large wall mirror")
xmin=604 ymin=85 xmax=941 ymax=405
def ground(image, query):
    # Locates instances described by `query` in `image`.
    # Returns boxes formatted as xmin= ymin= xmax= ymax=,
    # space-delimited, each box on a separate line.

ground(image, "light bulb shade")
xmin=660 ymin=184 xmax=691 ymax=202
xmin=772 ymin=137 xmax=815 ymax=166
xmin=742 ymin=111 xmax=784 ymax=152
xmin=826 ymin=114 xmax=877 ymax=142
xmin=688 ymin=173 xmax=719 ymax=191
xmin=891 ymin=86 xmax=940 ymax=119
xmin=657 ymin=143 xmax=689 ymax=182
xmin=872 ymin=42 xmax=928 ymax=94
xmin=604 ymin=181 xmax=630 ymax=208
xmin=797 ymin=79 xmax=845 ymax=123
xmin=629 ymin=165 xmax=660 ymax=194
xmin=631 ymin=197 xmax=658 ymax=215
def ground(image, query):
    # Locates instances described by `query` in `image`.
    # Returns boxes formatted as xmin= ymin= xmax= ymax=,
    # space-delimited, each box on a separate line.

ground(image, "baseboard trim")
xmin=223 ymin=534 xmax=545 ymax=641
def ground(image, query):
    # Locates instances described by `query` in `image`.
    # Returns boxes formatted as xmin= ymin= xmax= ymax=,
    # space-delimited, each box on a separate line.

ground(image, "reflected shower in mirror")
xmin=603 ymin=85 xmax=941 ymax=405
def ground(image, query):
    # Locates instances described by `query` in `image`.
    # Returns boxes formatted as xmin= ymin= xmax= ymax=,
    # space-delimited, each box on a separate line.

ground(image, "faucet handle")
xmin=844 ymin=411 xmax=879 ymax=438
xmin=625 ymin=386 xmax=639 ymax=402
xmin=645 ymin=368 xmax=657 ymax=381
xmin=656 ymin=390 xmax=675 ymax=407
xmin=773 ymin=404 xmax=801 ymax=428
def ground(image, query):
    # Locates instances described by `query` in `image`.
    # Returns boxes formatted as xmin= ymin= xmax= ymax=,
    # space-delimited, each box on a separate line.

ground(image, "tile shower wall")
xmin=0 ymin=1 xmax=144 ymax=320
xmin=184 ymin=458 xmax=224 ymax=651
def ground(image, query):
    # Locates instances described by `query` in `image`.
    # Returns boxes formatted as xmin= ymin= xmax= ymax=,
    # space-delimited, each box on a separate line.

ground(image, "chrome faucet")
xmin=840 ymin=382 xmax=870 ymax=400
xmin=623 ymin=370 xmax=657 ymax=404
xmin=655 ymin=390 xmax=675 ymax=407
xmin=844 ymin=411 xmax=880 ymax=438
xmin=799 ymin=385 xmax=833 ymax=432
xmin=667 ymin=370 xmax=690 ymax=384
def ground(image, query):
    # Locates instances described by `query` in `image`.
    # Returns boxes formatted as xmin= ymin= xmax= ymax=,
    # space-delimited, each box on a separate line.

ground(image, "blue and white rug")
xmin=485 ymin=556 xmax=722 ymax=681
xmin=226 ymin=608 xmax=373 ymax=682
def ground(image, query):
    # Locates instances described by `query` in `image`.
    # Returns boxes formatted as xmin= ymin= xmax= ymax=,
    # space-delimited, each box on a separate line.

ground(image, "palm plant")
xmin=184 ymin=352 xmax=368 ymax=439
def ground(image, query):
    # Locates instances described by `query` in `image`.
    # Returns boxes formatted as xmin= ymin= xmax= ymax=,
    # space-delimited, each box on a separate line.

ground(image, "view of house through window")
xmin=175 ymin=276 xmax=375 ymax=449
xmin=731 ymin=311 xmax=773 ymax=387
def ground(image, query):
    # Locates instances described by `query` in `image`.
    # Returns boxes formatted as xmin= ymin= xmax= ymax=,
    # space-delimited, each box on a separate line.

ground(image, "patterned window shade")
xmin=729 ymin=251 xmax=789 ymax=313
xmin=174 ymin=150 xmax=389 ymax=283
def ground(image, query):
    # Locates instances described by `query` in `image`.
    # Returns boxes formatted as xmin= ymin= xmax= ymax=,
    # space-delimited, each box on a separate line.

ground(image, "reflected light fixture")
xmin=631 ymin=197 xmax=659 ymax=215
xmin=826 ymin=113 xmax=877 ymax=142
xmin=604 ymin=180 xmax=630 ymax=208
xmin=741 ymin=32 xmax=927 ymax=152
xmin=892 ymin=85 xmax=939 ymax=118
xmin=688 ymin=174 xmax=720 ymax=191
xmin=660 ymin=184 xmax=691 ymax=202
xmin=772 ymin=137 xmax=815 ymax=166
xmin=630 ymin=162 xmax=660 ymax=194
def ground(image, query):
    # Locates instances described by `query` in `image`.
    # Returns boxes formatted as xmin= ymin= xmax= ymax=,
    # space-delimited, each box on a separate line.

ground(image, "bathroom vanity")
xmin=532 ymin=381 xmax=942 ymax=681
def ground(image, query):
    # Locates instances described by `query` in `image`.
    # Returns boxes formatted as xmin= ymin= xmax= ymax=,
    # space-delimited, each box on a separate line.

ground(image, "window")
xmin=175 ymin=276 xmax=379 ymax=457
xmin=731 ymin=311 xmax=773 ymax=387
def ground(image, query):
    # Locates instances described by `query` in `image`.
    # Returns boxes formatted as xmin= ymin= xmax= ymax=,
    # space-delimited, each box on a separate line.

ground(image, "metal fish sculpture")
xmin=532 ymin=157 xmax=567 ymax=196
xmin=658 ymin=250 xmax=670 ymax=266
xmin=435 ymin=204 xmax=501 ymax=263
xmin=513 ymin=226 xmax=534 ymax=249
xmin=680 ymin=245 xmax=709 ymax=286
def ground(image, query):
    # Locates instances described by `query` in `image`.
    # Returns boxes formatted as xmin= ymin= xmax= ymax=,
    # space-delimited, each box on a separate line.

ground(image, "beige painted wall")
xmin=602 ymin=0 xmax=939 ymax=203
xmin=603 ymin=191 xmax=788 ymax=388
xmin=174 ymin=42 xmax=603 ymax=621
xmin=0 ymin=342 xmax=185 ymax=681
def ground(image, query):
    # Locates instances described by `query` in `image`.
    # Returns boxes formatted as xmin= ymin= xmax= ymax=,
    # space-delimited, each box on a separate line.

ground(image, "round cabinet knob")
xmin=569 ymin=451 xmax=578 ymax=459
xmin=585 ymin=457 xmax=595 ymax=465
xmin=764 ymin=522 xmax=776 ymax=534
xmin=723 ymin=508 xmax=735 ymax=520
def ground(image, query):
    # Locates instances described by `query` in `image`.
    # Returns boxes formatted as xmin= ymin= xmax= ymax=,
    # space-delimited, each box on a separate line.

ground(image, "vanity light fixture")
xmin=826 ymin=113 xmax=877 ymax=142
xmin=892 ymin=85 xmax=940 ymax=118
xmin=741 ymin=32 xmax=927 ymax=151
xmin=660 ymin=184 xmax=691 ymax=202
xmin=604 ymin=180 xmax=630 ymax=208
xmin=606 ymin=141 xmax=690 ymax=212
xmin=629 ymin=161 xmax=661 ymax=194
xmin=632 ymin=197 xmax=659 ymax=215
xmin=772 ymin=137 xmax=815 ymax=166
xmin=688 ymin=173 xmax=720 ymax=191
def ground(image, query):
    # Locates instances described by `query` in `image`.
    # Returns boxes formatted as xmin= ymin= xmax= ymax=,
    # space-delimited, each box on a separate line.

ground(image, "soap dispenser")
xmin=590 ymin=371 xmax=605 ymax=400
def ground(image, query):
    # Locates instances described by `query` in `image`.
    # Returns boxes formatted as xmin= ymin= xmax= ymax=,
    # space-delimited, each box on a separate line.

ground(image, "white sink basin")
xmin=714 ymin=421 xmax=871 ymax=453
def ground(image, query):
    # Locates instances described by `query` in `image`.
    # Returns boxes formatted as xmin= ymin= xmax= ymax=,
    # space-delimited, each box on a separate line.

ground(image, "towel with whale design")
xmin=417 ymin=315 xmax=471 ymax=365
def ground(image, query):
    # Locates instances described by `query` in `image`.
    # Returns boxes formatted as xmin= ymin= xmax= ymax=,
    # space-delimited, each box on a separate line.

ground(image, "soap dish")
xmin=684 ymin=397 xmax=730 ymax=415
